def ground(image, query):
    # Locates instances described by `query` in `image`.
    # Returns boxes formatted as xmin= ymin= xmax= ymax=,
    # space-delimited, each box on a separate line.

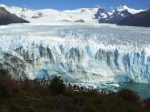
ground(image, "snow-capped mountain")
xmin=95 ymin=5 xmax=144 ymax=24
xmin=95 ymin=8 xmax=108 ymax=20
xmin=116 ymin=5 xmax=144 ymax=14
xmin=0 ymin=4 xmax=145 ymax=25
xmin=0 ymin=4 xmax=98 ymax=24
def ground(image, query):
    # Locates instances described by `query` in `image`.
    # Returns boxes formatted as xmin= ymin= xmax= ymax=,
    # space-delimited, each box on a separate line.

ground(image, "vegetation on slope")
xmin=0 ymin=69 xmax=150 ymax=112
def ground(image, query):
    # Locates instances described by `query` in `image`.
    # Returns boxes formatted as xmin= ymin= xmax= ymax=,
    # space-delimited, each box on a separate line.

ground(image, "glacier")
xmin=0 ymin=24 xmax=150 ymax=86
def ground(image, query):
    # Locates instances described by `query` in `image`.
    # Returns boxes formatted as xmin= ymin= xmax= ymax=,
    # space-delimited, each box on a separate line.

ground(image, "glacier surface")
xmin=0 ymin=24 xmax=150 ymax=86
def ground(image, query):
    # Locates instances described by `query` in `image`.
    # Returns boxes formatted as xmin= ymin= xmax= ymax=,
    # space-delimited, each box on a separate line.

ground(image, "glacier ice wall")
xmin=0 ymin=24 xmax=150 ymax=84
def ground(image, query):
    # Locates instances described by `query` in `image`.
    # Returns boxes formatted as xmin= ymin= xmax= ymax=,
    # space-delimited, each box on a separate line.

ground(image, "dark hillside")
xmin=117 ymin=9 xmax=150 ymax=27
xmin=0 ymin=7 xmax=29 ymax=25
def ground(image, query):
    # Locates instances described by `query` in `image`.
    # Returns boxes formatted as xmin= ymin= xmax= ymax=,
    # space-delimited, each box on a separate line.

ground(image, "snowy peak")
xmin=0 ymin=4 xmax=7 ymax=8
xmin=95 ymin=8 xmax=108 ymax=19
xmin=95 ymin=5 xmax=145 ymax=24
xmin=116 ymin=5 xmax=129 ymax=12
xmin=65 ymin=8 xmax=98 ymax=14
xmin=116 ymin=5 xmax=144 ymax=14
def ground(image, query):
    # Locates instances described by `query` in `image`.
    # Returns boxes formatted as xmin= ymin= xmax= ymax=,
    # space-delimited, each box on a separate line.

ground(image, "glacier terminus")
xmin=0 ymin=24 xmax=150 ymax=88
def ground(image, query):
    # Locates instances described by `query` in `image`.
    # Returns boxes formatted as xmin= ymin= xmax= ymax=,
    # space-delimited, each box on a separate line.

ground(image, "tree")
xmin=49 ymin=76 xmax=66 ymax=95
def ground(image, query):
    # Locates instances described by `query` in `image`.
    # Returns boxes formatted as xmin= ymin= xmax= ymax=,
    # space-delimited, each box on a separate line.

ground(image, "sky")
xmin=0 ymin=0 xmax=149 ymax=11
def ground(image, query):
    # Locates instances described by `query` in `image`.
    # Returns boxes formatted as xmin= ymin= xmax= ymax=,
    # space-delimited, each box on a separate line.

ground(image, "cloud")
xmin=95 ymin=4 xmax=106 ymax=9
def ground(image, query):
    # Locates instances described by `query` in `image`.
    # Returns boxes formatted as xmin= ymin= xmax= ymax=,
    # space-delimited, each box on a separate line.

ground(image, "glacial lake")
xmin=118 ymin=83 xmax=150 ymax=99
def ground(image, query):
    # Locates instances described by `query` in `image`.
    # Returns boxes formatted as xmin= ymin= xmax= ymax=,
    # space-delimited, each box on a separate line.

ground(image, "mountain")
xmin=95 ymin=5 xmax=144 ymax=24
xmin=94 ymin=8 xmax=108 ymax=20
xmin=117 ymin=9 xmax=150 ymax=27
xmin=0 ymin=7 xmax=29 ymax=25
xmin=2 ymin=4 xmax=98 ymax=24
xmin=0 ymin=4 xmax=144 ymax=25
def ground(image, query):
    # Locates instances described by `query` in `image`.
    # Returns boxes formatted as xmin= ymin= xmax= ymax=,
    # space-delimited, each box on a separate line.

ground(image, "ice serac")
xmin=0 ymin=25 xmax=150 ymax=85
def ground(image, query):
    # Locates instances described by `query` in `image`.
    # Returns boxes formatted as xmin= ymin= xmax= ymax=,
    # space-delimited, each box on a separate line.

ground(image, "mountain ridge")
xmin=0 ymin=4 xmax=145 ymax=25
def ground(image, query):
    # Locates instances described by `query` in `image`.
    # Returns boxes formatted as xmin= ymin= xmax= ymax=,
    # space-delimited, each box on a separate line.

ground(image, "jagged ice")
xmin=0 ymin=24 xmax=150 ymax=88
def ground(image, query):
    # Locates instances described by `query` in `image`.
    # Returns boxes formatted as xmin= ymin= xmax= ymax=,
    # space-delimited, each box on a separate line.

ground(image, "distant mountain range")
xmin=117 ymin=9 xmax=150 ymax=27
xmin=0 ymin=4 xmax=147 ymax=26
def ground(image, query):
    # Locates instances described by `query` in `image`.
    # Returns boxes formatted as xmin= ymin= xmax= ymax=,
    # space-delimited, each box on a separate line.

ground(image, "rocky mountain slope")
xmin=0 ymin=7 xmax=29 ymax=25
xmin=95 ymin=5 xmax=144 ymax=24
xmin=117 ymin=9 xmax=150 ymax=27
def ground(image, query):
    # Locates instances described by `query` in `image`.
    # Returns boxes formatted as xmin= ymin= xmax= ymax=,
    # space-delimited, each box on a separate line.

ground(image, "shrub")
xmin=49 ymin=76 xmax=66 ymax=95
xmin=0 ymin=69 xmax=8 ymax=76
xmin=0 ymin=69 xmax=19 ymax=97
xmin=143 ymin=98 xmax=150 ymax=109
xmin=117 ymin=89 xmax=140 ymax=103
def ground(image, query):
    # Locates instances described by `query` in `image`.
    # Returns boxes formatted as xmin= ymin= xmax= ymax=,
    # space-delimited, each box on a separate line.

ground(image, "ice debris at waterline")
xmin=0 ymin=24 xmax=150 ymax=86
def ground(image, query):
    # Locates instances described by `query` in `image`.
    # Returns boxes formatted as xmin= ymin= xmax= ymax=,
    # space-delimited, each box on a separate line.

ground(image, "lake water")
xmin=118 ymin=83 xmax=150 ymax=99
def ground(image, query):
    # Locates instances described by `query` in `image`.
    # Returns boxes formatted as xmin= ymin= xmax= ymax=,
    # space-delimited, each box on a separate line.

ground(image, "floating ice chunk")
xmin=109 ymin=84 xmax=120 ymax=88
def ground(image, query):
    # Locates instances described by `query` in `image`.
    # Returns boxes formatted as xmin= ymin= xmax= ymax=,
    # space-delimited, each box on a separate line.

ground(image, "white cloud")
xmin=95 ymin=4 xmax=106 ymax=9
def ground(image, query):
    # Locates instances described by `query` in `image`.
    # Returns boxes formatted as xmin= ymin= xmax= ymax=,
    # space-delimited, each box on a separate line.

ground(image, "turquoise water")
xmin=118 ymin=83 xmax=150 ymax=99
